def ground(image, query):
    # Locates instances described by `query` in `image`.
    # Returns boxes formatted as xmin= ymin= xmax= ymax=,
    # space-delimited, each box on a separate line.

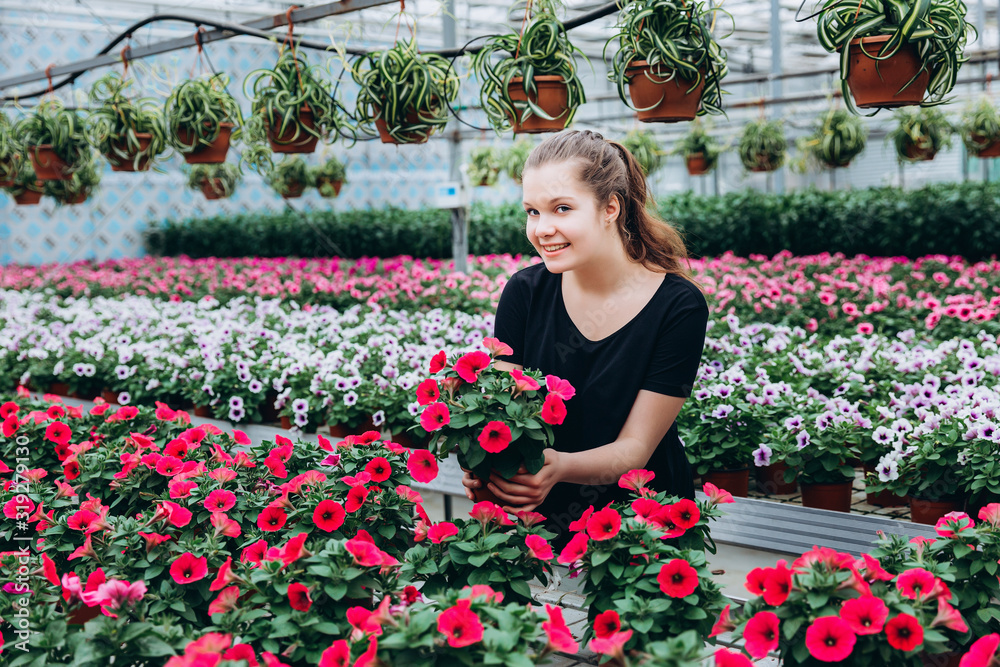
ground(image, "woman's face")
xmin=521 ymin=160 xmax=620 ymax=273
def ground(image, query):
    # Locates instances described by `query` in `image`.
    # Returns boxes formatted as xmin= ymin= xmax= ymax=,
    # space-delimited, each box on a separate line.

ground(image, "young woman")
xmin=461 ymin=129 xmax=709 ymax=545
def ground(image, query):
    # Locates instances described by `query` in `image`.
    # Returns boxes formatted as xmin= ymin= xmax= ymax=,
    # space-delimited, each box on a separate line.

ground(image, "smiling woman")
xmin=461 ymin=130 xmax=710 ymax=545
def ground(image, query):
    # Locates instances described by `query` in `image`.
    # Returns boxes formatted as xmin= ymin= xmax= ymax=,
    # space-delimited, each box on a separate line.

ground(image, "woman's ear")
xmin=605 ymin=194 xmax=621 ymax=227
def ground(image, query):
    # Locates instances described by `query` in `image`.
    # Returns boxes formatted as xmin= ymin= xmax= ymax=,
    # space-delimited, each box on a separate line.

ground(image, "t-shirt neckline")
xmin=556 ymin=271 xmax=669 ymax=344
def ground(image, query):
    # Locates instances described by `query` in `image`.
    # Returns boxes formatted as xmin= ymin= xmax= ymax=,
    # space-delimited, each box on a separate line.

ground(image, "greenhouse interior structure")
xmin=2 ymin=0 xmax=1000 ymax=664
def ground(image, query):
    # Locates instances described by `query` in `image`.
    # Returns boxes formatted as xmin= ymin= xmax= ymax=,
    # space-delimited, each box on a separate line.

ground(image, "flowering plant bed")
xmin=415 ymin=339 xmax=574 ymax=482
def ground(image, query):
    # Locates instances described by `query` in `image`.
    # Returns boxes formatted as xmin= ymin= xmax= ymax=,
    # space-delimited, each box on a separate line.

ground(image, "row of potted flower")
xmin=4 ymin=252 xmax=1000 ymax=338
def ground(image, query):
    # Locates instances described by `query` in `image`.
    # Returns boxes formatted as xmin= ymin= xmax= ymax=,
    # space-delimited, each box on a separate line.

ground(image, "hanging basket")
xmin=625 ymin=61 xmax=705 ymax=123
xmin=61 ymin=192 xmax=90 ymax=205
xmin=280 ymin=181 xmax=307 ymax=199
xmin=686 ymin=153 xmax=710 ymax=176
xmin=199 ymin=178 xmax=231 ymax=200
xmin=970 ymin=133 xmax=1000 ymax=158
xmin=13 ymin=188 xmax=44 ymax=206
xmin=373 ymin=100 xmax=438 ymax=145
xmin=176 ymin=122 xmax=234 ymax=164
xmin=901 ymin=139 xmax=937 ymax=161
xmin=106 ymin=133 xmax=154 ymax=172
xmin=844 ymin=35 xmax=930 ymax=109
xmin=28 ymin=145 xmax=72 ymax=181
xmin=316 ymin=177 xmax=343 ymax=198
xmin=267 ymin=106 xmax=319 ymax=154
xmin=505 ymin=75 xmax=571 ymax=134
xmin=749 ymin=154 xmax=780 ymax=172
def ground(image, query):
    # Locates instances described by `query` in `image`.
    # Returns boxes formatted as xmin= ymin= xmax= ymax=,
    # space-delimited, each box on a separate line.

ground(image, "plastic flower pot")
xmin=316 ymin=177 xmax=343 ymax=197
xmin=625 ymin=61 xmax=706 ymax=123
xmin=280 ymin=415 xmax=324 ymax=433
xmin=373 ymin=101 xmax=437 ymax=145
xmin=703 ymin=467 xmax=750 ymax=498
xmin=908 ymin=496 xmax=963 ymax=525
xmin=902 ymin=139 xmax=937 ymax=162
xmin=506 ymin=75 xmax=571 ymax=134
xmin=749 ymin=154 xmax=779 ymax=172
xmin=800 ymin=480 xmax=853 ymax=513
xmin=267 ymin=106 xmax=319 ymax=154
xmin=28 ymin=145 xmax=72 ymax=181
xmin=863 ymin=464 xmax=907 ymax=507
xmin=13 ymin=189 xmax=44 ymax=206
xmin=199 ymin=178 xmax=230 ymax=201
xmin=101 ymin=389 xmax=119 ymax=405
xmin=970 ymin=133 xmax=1000 ymax=158
xmin=755 ymin=461 xmax=797 ymax=495
xmin=193 ymin=405 xmax=212 ymax=418
xmin=327 ymin=423 xmax=351 ymax=438
xmin=280 ymin=181 xmax=307 ymax=199
xmin=175 ymin=122 xmax=234 ymax=164
xmin=62 ymin=192 xmax=89 ymax=205
xmin=686 ymin=152 xmax=710 ymax=176
xmin=49 ymin=382 xmax=71 ymax=396
xmin=844 ymin=35 xmax=930 ymax=109
xmin=105 ymin=133 xmax=153 ymax=172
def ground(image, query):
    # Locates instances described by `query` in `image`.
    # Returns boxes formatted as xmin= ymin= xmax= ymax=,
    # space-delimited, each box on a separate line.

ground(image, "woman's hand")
xmin=461 ymin=468 xmax=481 ymax=501
xmin=486 ymin=449 xmax=563 ymax=514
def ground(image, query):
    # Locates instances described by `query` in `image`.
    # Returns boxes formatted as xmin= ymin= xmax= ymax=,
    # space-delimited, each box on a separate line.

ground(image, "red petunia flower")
xmin=932 ymin=598 xmax=968 ymax=633
xmin=428 ymin=522 xmax=459 ymax=543
xmin=364 ymin=457 xmax=392 ymax=483
xmin=222 ymin=645 xmax=257 ymax=666
xmin=885 ymin=613 xmax=924 ymax=652
xmin=593 ymin=609 xmax=621 ymax=639
xmin=935 ymin=511 xmax=974 ymax=539
xmin=762 ymin=560 xmax=792 ymax=606
xmin=960 ymin=633 xmax=1000 ymax=667
xmin=208 ymin=585 xmax=240 ymax=615
xmin=477 ymin=421 xmax=512 ymax=453
xmin=860 ymin=553 xmax=894 ymax=582
xmin=428 ymin=350 xmax=448 ymax=374
xmin=542 ymin=604 xmax=578 ymax=653
xmin=156 ymin=501 xmax=192 ymax=528
xmin=241 ymin=539 xmax=269 ymax=565
xmin=540 ymin=394 xmax=567 ymax=425
xmin=525 ymin=534 xmax=554 ymax=560
xmin=257 ymin=506 xmax=288 ymax=532
xmin=313 ymin=499 xmax=346 ymax=533
xmin=209 ymin=556 xmax=239 ymax=592
xmin=204 ymin=490 xmax=237 ymax=513
xmin=668 ymin=499 xmax=701 ymax=530
xmin=211 ymin=512 xmax=241 ymax=538
xmin=657 ymin=558 xmax=700 ymax=598
xmin=419 ymin=402 xmax=451 ymax=432
xmin=319 ymin=640 xmax=350 ymax=667
xmin=170 ymin=552 xmax=208 ymax=584
xmin=557 ymin=531 xmax=589 ymax=565
xmin=344 ymin=537 xmax=386 ymax=567
xmin=416 ymin=379 xmax=440 ymax=406
xmin=805 ymin=616 xmax=856 ymax=662
xmin=702 ymin=482 xmax=735 ymax=505
xmin=407 ymin=449 xmax=439 ymax=483
xmin=453 ymin=351 xmax=491 ymax=383
xmin=345 ymin=485 xmax=370 ymax=513
xmin=481 ymin=337 xmax=514 ymax=357
xmin=469 ymin=501 xmax=514 ymax=526
xmin=619 ymin=469 xmax=655 ymax=492
xmin=45 ymin=421 xmax=72 ymax=446
xmin=587 ymin=506 xmax=622 ymax=541
xmin=840 ymin=595 xmax=888 ymax=635
xmin=744 ymin=611 xmax=780 ymax=659
xmin=896 ymin=568 xmax=938 ymax=601
xmin=544 ymin=375 xmax=576 ymax=401
xmin=715 ymin=648 xmax=754 ymax=667
xmin=568 ymin=506 xmax=594 ymax=532
xmin=710 ymin=604 xmax=736 ymax=638
xmin=288 ymin=582 xmax=312 ymax=612
xmin=437 ymin=599 xmax=484 ymax=648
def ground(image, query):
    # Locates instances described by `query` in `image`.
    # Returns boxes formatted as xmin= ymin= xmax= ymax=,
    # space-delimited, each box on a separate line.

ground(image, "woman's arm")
xmin=482 ymin=388 xmax=687 ymax=512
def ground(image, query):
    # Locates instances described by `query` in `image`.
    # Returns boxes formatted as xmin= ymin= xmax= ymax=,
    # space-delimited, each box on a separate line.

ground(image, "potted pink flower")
xmin=412 ymin=338 xmax=574 ymax=503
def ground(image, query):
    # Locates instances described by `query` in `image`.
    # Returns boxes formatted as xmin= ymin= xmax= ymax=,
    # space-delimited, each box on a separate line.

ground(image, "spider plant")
xmin=739 ymin=118 xmax=787 ymax=172
xmin=310 ymin=155 xmax=347 ymax=198
xmin=887 ymin=107 xmax=953 ymax=161
xmin=673 ymin=120 xmax=721 ymax=172
xmin=501 ymin=138 xmax=535 ymax=184
xmin=3 ymin=158 xmax=43 ymax=202
xmin=187 ymin=163 xmax=241 ymax=200
xmin=244 ymin=48 xmax=350 ymax=152
xmin=165 ymin=73 xmax=242 ymax=157
xmin=88 ymin=72 xmax=169 ymax=171
xmin=620 ymin=129 xmax=665 ymax=177
xmin=815 ymin=0 xmax=974 ymax=112
xmin=0 ymin=112 xmax=19 ymax=186
xmin=43 ymin=158 xmax=101 ymax=205
xmin=266 ymin=156 xmax=313 ymax=199
xmin=605 ymin=0 xmax=730 ymax=118
xmin=352 ymin=38 xmax=460 ymax=144
xmin=470 ymin=0 xmax=587 ymax=134
xmin=15 ymin=99 xmax=93 ymax=179
xmin=467 ymin=146 xmax=503 ymax=186
xmin=960 ymin=96 xmax=1000 ymax=156
xmin=799 ymin=108 xmax=868 ymax=168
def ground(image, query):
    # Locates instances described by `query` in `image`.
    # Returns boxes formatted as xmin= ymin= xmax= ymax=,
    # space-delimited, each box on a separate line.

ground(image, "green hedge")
xmin=144 ymin=182 xmax=1000 ymax=260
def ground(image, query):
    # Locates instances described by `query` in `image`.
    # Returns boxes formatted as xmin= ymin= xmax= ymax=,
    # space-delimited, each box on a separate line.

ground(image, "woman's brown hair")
xmin=523 ymin=129 xmax=702 ymax=290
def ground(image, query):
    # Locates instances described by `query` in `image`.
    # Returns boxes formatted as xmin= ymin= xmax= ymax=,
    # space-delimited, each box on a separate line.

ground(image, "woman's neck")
xmin=563 ymin=252 xmax=654 ymax=299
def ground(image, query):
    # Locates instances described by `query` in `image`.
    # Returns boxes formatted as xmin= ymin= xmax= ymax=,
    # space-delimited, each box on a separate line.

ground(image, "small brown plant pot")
xmin=686 ymin=153 xmax=710 ymax=176
xmin=61 ymin=192 xmax=89 ymax=205
xmin=755 ymin=462 xmax=798 ymax=495
xmin=373 ymin=104 xmax=435 ymax=144
xmin=801 ymin=481 xmax=854 ymax=513
xmin=316 ymin=177 xmax=343 ymax=198
xmin=970 ymin=134 xmax=1000 ymax=158
xmin=106 ymin=133 xmax=154 ymax=172
xmin=101 ymin=390 xmax=120 ymax=405
xmin=909 ymin=496 xmax=963 ymax=525
xmin=702 ymin=467 xmax=750 ymax=498
xmin=13 ymin=188 xmax=44 ymax=205
xmin=29 ymin=145 xmax=72 ymax=181
xmin=506 ymin=75 xmax=570 ymax=134
xmin=193 ymin=405 xmax=212 ymax=418
xmin=268 ymin=107 xmax=319 ymax=154
xmin=901 ymin=140 xmax=937 ymax=162
xmin=199 ymin=178 xmax=231 ymax=200
xmin=176 ymin=122 xmax=235 ymax=164
xmin=626 ymin=61 xmax=705 ymax=123
xmin=844 ymin=35 xmax=930 ymax=109
xmin=280 ymin=181 xmax=307 ymax=199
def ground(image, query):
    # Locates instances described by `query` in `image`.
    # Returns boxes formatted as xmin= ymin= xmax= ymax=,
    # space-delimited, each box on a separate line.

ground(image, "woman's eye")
xmin=556 ymin=205 xmax=571 ymax=213
xmin=525 ymin=208 xmax=538 ymax=216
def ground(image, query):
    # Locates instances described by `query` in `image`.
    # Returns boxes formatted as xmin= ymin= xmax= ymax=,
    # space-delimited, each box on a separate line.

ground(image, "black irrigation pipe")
xmin=0 ymin=1 xmax=621 ymax=102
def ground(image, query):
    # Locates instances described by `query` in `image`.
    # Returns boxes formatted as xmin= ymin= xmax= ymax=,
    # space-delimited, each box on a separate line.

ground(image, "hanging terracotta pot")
xmin=28 ymin=145 xmax=72 ymax=181
xmin=755 ymin=462 xmax=797 ymax=495
xmin=0 ymin=157 xmax=16 ymax=188
xmin=970 ymin=134 xmax=1000 ymax=158
xmin=702 ymin=467 xmax=750 ymax=498
xmin=267 ymin=106 xmax=319 ymax=154
xmin=909 ymin=496 xmax=963 ymax=525
xmin=13 ymin=188 xmax=44 ymax=205
xmin=373 ymin=101 xmax=437 ymax=144
xmin=506 ymin=75 xmax=570 ymax=134
xmin=199 ymin=178 xmax=230 ymax=201
xmin=749 ymin=154 xmax=779 ymax=172
xmin=686 ymin=152 xmax=710 ymax=176
xmin=863 ymin=464 xmax=907 ymax=507
xmin=175 ymin=122 xmax=234 ymax=164
xmin=280 ymin=181 xmax=307 ymax=199
xmin=625 ymin=61 xmax=705 ymax=123
xmin=801 ymin=480 xmax=853 ymax=513
xmin=844 ymin=35 xmax=930 ymax=109
xmin=61 ymin=192 xmax=89 ymax=205
xmin=316 ymin=177 xmax=343 ymax=197
xmin=901 ymin=139 xmax=937 ymax=161
xmin=106 ymin=133 xmax=154 ymax=172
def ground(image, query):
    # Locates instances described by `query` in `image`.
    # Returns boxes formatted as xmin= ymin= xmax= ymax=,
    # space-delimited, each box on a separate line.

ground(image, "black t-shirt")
xmin=492 ymin=262 xmax=709 ymax=543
